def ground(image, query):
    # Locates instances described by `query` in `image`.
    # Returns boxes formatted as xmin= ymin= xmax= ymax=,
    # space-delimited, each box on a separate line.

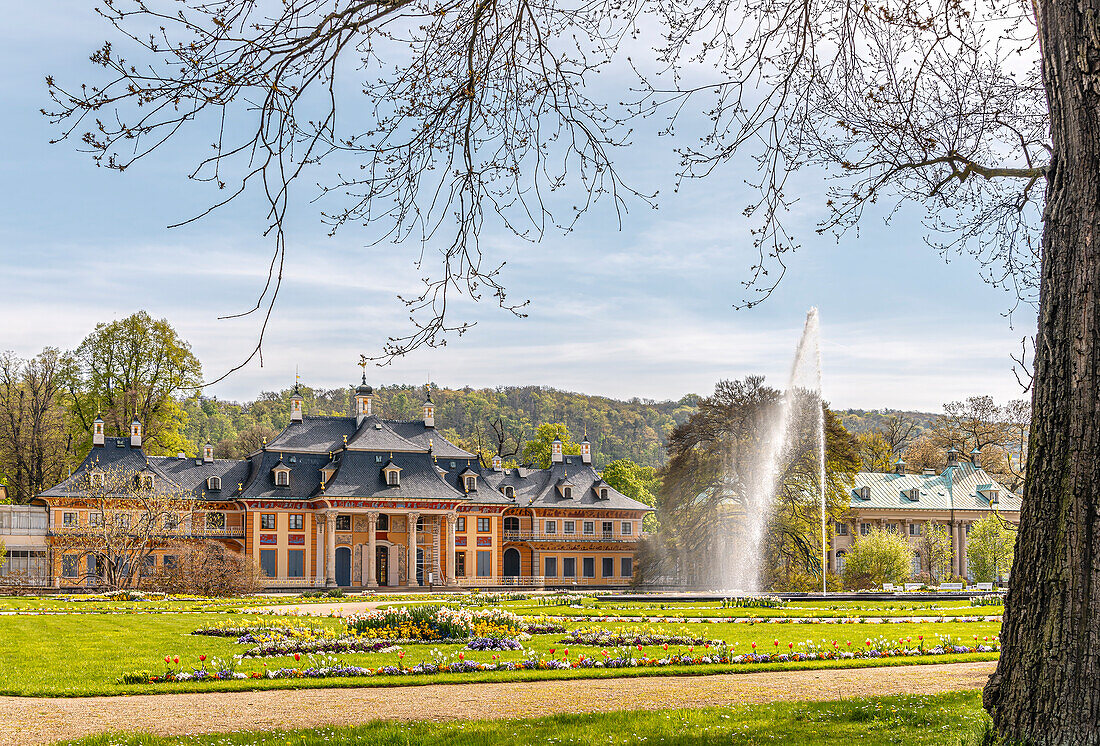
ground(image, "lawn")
xmin=0 ymin=607 xmax=1000 ymax=697
xmin=52 ymin=691 xmax=992 ymax=745
xmin=501 ymin=597 xmax=996 ymax=619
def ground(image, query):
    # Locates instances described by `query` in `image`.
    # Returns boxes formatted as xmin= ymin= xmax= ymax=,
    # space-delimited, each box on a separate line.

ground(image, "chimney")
xmin=492 ymin=455 xmax=502 ymax=471
xmin=130 ymin=418 xmax=142 ymax=448
xmin=423 ymin=389 xmax=435 ymax=428
xmin=203 ymin=443 xmax=214 ymax=463
xmin=946 ymin=446 xmax=959 ymax=467
xmin=355 ymin=375 xmax=373 ymax=426
xmin=92 ymin=415 xmax=105 ymax=447
xmin=970 ymin=447 xmax=982 ymax=468
xmin=290 ymin=383 xmax=304 ymax=423
xmin=551 ymin=437 xmax=563 ymax=464
xmin=581 ymin=432 xmax=592 ymax=465
xmin=894 ymin=457 xmax=906 ymax=474
xmin=176 ymin=452 xmax=186 ymax=459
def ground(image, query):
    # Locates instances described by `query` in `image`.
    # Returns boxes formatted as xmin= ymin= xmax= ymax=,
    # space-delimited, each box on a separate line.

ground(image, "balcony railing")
xmin=502 ymin=530 xmax=635 ymax=543
xmin=49 ymin=526 xmax=245 ymax=539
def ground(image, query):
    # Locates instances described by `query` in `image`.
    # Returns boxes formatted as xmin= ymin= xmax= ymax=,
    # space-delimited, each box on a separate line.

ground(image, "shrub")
xmin=842 ymin=528 xmax=914 ymax=588
xmin=155 ymin=541 xmax=264 ymax=597
xmin=345 ymin=605 xmax=524 ymax=640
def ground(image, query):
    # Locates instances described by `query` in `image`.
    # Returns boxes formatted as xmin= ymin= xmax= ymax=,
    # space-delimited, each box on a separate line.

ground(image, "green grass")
xmin=505 ymin=597 xmax=991 ymax=619
xmin=0 ymin=610 xmax=1000 ymax=697
xmin=54 ymin=691 xmax=992 ymax=745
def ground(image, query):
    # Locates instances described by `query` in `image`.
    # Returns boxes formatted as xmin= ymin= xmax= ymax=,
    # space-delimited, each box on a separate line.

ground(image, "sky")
xmin=0 ymin=4 xmax=1037 ymax=412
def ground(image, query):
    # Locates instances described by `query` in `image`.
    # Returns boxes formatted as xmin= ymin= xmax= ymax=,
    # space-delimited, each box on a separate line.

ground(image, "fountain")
xmin=713 ymin=308 xmax=827 ymax=593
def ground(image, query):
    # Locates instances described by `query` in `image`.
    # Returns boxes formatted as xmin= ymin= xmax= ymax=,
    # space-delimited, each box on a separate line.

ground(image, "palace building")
xmin=35 ymin=380 xmax=651 ymax=590
xmin=834 ymin=448 xmax=1021 ymax=582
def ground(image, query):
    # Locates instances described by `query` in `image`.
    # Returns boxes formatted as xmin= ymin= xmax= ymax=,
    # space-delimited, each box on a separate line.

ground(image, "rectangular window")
xmin=835 ymin=522 xmax=848 ymax=536
xmin=582 ymin=557 xmax=595 ymax=578
xmin=477 ymin=517 xmax=491 ymax=532
xmin=621 ymin=557 xmax=633 ymax=578
xmin=62 ymin=555 xmax=78 ymax=578
xmin=118 ymin=514 xmax=131 ymax=530
xmin=63 ymin=512 xmax=78 ymax=528
xmin=206 ymin=512 xmax=224 ymax=530
xmin=564 ymin=520 xmax=575 ymax=535
xmin=602 ymin=557 xmax=614 ymax=577
xmin=887 ymin=523 xmax=899 ymax=533
xmin=454 ymin=552 xmax=466 ymax=577
xmin=259 ymin=549 xmax=278 ymax=578
xmin=287 ymin=549 xmax=305 ymax=578
xmin=621 ymin=521 xmax=633 ymax=535
xmin=545 ymin=520 xmax=557 ymax=534
xmin=583 ymin=521 xmax=595 ymax=535
xmin=336 ymin=515 xmax=351 ymax=531
xmin=544 ymin=557 xmax=558 ymax=577
xmin=260 ymin=514 xmax=277 ymax=530
xmin=563 ymin=557 xmax=576 ymax=578
xmin=163 ymin=513 xmax=178 ymax=530
xmin=163 ymin=555 xmax=178 ymax=571
xmin=909 ymin=523 xmax=921 ymax=536
xmin=89 ymin=512 xmax=103 ymax=528
xmin=602 ymin=521 xmax=614 ymax=535
xmin=476 ymin=550 xmax=492 ymax=577
xmin=86 ymin=554 xmax=97 ymax=578
xmin=288 ymin=514 xmax=304 ymax=530
xmin=457 ymin=516 xmax=466 ymax=532
xmin=860 ymin=522 xmax=871 ymax=536
xmin=142 ymin=555 xmax=156 ymax=575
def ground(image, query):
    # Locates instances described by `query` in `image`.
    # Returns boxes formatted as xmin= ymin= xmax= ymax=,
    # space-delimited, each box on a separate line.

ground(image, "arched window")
xmin=387 ymin=470 xmax=400 ymax=486
xmin=89 ymin=472 xmax=103 ymax=489
xmin=139 ymin=474 xmax=155 ymax=491
xmin=464 ymin=476 xmax=476 ymax=491
xmin=275 ymin=471 xmax=289 ymax=487
xmin=207 ymin=476 xmax=221 ymax=491
xmin=504 ymin=516 xmax=520 ymax=532
xmin=562 ymin=486 xmax=572 ymax=499
xmin=376 ymin=514 xmax=390 ymax=531
xmin=503 ymin=485 xmax=515 ymax=499
xmin=599 ymin=487 xmax=609 ymax=500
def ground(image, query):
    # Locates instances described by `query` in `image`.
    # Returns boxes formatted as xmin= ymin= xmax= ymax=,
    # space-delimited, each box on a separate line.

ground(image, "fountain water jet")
xmin=714 ymin=308 xmax=827 ymax=593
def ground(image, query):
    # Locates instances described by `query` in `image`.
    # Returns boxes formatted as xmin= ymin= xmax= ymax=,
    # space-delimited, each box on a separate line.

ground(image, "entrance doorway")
xmin=416 ymin=548 xmax=424 ymax=585
xmin=503 ymin=547 xmax=521 ymax=577
xmin=376 ymin=545 xmax=389 ymax=586
xmin=335 ymin=546 xmax=351 ymax=587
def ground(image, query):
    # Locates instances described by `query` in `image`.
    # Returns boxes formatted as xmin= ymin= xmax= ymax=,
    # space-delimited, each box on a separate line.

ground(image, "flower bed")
xmin=969 ymin=594 xmax=1005 ymax=607
xmin=344 ymin=605 xmax=524 ymax=640
xmin=562 ymin=627 xmax=723 ymax=648
xmin=244 ymin=637 xmax=407 ymax=658
xmin=127 ymin=638 xmax=1000 ymax=685
xmin=466 ymin=637 xmax=524 ymax=651
xmin=721 ymin=596 xmax=786 ymax=609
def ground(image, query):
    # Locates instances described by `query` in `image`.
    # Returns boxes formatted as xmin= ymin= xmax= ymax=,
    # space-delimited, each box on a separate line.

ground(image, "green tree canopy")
xmin=65 ymin=312 xmax=202 ymax=457
xmin=842 ymin=528 xmax=914 ymax=589
xmin=600 ymin=458 xmax=661 ymax=531
xmin=968 ymin=516 xmax=1016 ymax=584
xmin=521 ymin=423 xmax=581 ymax=468
xmin=918 ymin=522 xmax=954 ymax=584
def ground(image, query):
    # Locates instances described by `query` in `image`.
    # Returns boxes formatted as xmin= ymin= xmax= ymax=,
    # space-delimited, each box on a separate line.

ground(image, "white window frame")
xmin=621 ymin=521 xmax=633 ymax=535
xmin=544 ymin=520 xmax=557 ymax=534
xmin=583 ymin=521 xmax=595 ymax=535
xmin=564 ymin=520 xmax=575 ymax=535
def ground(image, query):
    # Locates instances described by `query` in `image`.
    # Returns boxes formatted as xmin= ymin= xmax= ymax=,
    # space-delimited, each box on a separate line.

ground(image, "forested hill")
xmin=181 ymin=385 xmax=701 ymax=468
xmin=838 ymin=409 xmax=937 ymax=436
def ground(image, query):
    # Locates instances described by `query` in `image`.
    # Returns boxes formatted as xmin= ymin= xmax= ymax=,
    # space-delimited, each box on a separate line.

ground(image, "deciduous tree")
xmin=916 ymin=521 xmax=954 ymax=584
xmin=841 ymin=528 xmax=913 ymax=589
xmin=521 ymin=423 xmax=581 ymax=468
xmin=968 ymin=515 xmax=1016 ymax=584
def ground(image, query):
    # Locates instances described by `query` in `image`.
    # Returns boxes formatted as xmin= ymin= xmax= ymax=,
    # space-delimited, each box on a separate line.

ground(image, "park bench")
xmin=940 ymin=583 xmax=964 ymax=590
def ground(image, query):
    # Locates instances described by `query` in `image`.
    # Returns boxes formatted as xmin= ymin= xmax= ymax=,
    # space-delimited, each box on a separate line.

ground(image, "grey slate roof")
xmin=346 ymin=416 xmax=426 ymax=452
xmin=150 ymin=456 xmax=252 ymax=499
xmin=266 ymin=416 xmax=357 ymax=453
xmin=850 ymin=462 xmax=1021 ymax=513
xmin=476 ymin=456 xmax=651 ymax=511
xmin=323 ymin=451 xmax=467 ymax=500
xmin=240 ymin=451 xmax=329 ymax=499
xmin=387 ymin=421 xmax=475 ymax=458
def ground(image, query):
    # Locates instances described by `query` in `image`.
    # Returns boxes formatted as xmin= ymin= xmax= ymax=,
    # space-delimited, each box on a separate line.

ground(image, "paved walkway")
xmin=0 ymin=661 xmax=995 ymax=745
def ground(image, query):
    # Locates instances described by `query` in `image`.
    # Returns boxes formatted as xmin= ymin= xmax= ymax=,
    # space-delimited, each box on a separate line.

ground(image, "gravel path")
xmin=0 ymin=661 xmax=995 ymax=745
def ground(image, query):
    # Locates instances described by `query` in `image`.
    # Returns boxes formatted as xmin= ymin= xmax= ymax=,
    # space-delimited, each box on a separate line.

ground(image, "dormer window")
xmin=562 ymin=486 xmax=573 ymax=499
xmin=988 ymin=490 xmax=1000 ymax=505
xmin=136 ymin=473 xmax=155 ymax=491
xmin=465 ymin=476 xmax=476 ymax=492
xmin=859 ymin=486 xmax=871 ymax=500
xmin=273 ymin=466 xmax=290 ymax=487
xmin=207 ymin=476 xmax=221 ymax=491
xmin=88 ymin=471 xmax=103 ymax=489
xmin=503 ymin=485 xmax=515 ymax=499
xmin=599 ymin=487 xmax=609 ymax=500
xmin=905 ymin=488 xmax=920 ymax=501
xmin=383 ymin=462 xmax=402 ymax=486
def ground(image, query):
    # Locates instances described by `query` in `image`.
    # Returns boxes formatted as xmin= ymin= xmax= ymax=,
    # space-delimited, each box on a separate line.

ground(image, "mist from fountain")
xmin=713 ymin=308 xmax=825 ymax=593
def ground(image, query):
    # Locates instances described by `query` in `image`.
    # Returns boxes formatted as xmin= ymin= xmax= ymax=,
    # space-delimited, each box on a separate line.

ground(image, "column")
xmin=315 ymin=517 xmax=325 ymax=586
xmin=325 ymin=511 xmax=337 ymax=587
xmin=367 ymin=512 xmax=379 ymax=588
xmin=444 ymin=513 xmax=456 ymax=585
xmin=953 ymin=522 xmax=962 ymax=578
xmin=959 ymin=523 xmax=969 ymax=582
xmin=407 ymin=512 xmax=420 ymax=587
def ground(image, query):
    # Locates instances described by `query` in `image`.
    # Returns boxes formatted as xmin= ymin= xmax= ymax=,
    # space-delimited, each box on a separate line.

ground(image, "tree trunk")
xmin=983 ymin=1 xmax=1100 ymax=741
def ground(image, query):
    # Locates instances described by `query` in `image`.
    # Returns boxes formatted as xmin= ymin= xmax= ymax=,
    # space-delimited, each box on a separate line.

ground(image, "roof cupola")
xmin=130 ymin=417 xmax=142 ymax=448
xmin=423 ymin=388 xmax=435 ymax=428
xmin=551 ymin=437 xmax=563 ymax=464
xmin=946 ymin=446 xmax=960 ymax=467
xmin=290 ymin=382 xmax=304 ymax=422
xmin=581 ymin=430 xmax=592 ymax=465
xmin=92 ymin=414 xmax=105 ymax=447
xmin=355 ymin=372 xmax=373 ymax=426
xmin=970 ymin=447 xmax=983 ymax=468
xmin=203 ymin=442 xmax=214 ymax=463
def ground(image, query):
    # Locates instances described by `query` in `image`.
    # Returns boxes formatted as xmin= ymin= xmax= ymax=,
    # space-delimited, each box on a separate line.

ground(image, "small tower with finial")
xmin=92 ymin=414 xmax=105 ymax=447
xmin=355 ymin=360 xmax=373 ymax=426
xmin=290 ymin=377 xmax=304 ymax=422
xmin=130 ymin=417 xmax=142 ymax=448
xmin=581 ymin=427 xmax=592 ymax=465
xmin=423 ymin=386 xmax=435 ymax=428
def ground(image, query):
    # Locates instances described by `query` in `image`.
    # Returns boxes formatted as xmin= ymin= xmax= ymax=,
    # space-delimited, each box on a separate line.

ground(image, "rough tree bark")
xmin=983 ymin=0 xmax=1100 ymax=742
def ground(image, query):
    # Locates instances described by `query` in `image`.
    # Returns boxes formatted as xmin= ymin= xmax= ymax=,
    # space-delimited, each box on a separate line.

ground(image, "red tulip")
xmin=294 ymin=653 xmax=301 ymax=662
xmin=173 ymin=656 xmax=179 ymax=664
xmin=637 ymin=644 xmax=642 ymax=651
xmin=550 ymin=648 xmax=555 ymax=655
xmin=564 ymin=649 xmax=569 ymax=657
xmin=165 ymin=656 xmax=170 ymax=664
xmin=663 ymin=643 xmax=668 ymax=651
xmin=199 ymin=655 xmax=207 ymax=662
xmin=459 ymin=652 xmax=464 ymax=660
xmin=788 ymin=642 xmax=793 ymax=650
